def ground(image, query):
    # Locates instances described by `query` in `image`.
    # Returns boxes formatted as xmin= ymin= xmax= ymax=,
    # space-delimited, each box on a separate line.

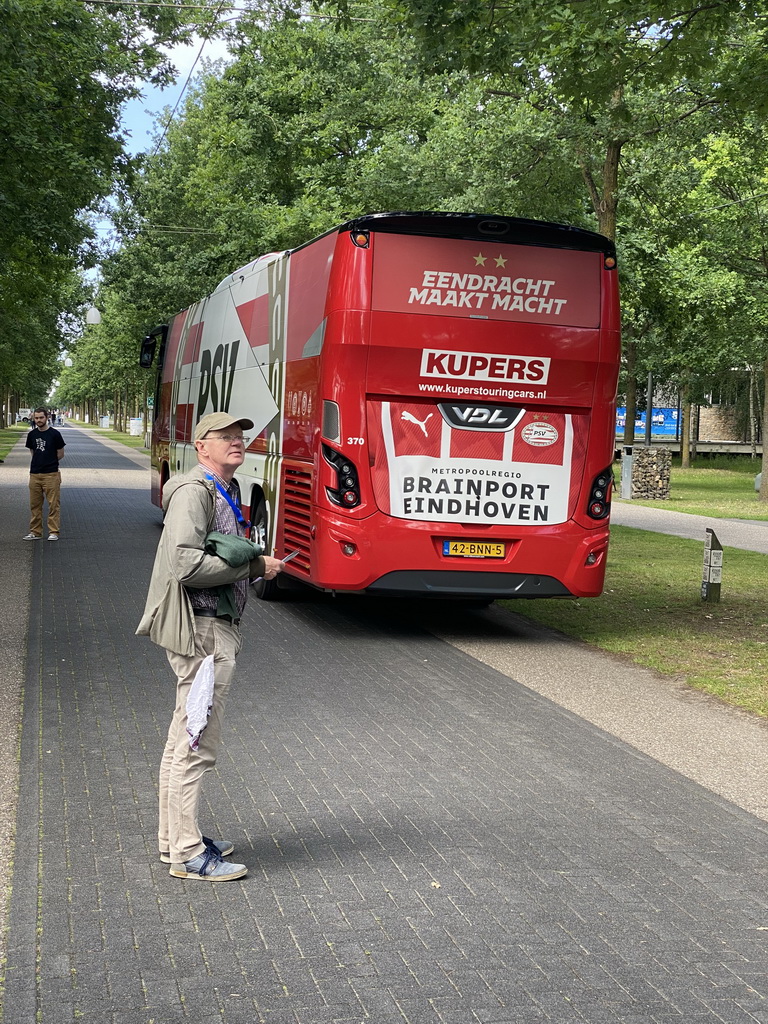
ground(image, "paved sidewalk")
xmin=2 ymin=429 xmax=768 ymax=1024
xmin=611 ymin=500 xmax=768 ymax=553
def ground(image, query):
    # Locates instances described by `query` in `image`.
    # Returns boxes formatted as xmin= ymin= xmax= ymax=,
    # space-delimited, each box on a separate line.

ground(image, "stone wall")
xmin=698 ymin=406 xmax=741 ymax=442
xmin=629 ymin=447 xmax=671 ymax=500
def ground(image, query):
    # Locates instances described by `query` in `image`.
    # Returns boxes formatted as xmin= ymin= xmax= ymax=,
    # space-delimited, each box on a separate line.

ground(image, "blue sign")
xmin=616 ymin=407 xmax=678 ymax=437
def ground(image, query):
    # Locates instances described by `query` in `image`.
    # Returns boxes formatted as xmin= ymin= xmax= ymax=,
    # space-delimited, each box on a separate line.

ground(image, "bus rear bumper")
xmin=363 ymin=570 xmax=572 ymax=599
xmin=308 ymin=508 xmax=610 ymax=598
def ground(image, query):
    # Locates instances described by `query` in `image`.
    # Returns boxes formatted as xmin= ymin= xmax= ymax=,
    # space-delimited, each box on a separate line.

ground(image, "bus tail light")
xmin=586 ymin=467 xmax=613 ymax=520
xmin=323 ymin=444 xmax=361 ymax=509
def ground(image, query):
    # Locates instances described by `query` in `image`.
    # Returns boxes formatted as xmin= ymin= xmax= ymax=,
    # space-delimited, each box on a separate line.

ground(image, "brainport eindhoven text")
xmin=402 ymin=476 xmax=552 ymax=521
xmin=409 ymin=273 xmax=568 ymax=314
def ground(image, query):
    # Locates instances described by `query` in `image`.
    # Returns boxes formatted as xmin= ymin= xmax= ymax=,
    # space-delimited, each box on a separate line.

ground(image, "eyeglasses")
xmin=205 ymin=434 xmax=251 ymax=445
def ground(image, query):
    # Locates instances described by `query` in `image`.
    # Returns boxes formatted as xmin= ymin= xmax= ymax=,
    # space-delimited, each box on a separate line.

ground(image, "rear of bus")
xmin=294 ymin=212 xmax=619 ymax=600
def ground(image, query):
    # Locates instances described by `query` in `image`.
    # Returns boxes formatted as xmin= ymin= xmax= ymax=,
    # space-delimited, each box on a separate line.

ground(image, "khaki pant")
xmin=29 ymin=471 xmax=61 ymax=536
xmin=158 ymin=617 xmax=242 ymax=863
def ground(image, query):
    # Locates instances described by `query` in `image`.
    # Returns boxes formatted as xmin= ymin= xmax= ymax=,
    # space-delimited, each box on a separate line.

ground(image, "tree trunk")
xmin=580 ymin=135 xmax=621 ymax=242
xmin=759 ymin=358 xmax=768 ymax=501
xmin=581 ymin=134 xmax=624 ymax=440
xmin=622 ymin=339 xmax=637 ymax=445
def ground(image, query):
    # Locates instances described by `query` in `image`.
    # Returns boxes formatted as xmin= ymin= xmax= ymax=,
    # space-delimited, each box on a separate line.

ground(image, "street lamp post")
xmin=84 ymin=306 xmax=101 ymax=422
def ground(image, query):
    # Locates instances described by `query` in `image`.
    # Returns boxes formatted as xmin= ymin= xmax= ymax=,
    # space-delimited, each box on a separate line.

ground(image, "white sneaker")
xmin=48 ymin=534 xmax=59 ymax=541
xmin=22 ymin=533 xmax=41 ymax=541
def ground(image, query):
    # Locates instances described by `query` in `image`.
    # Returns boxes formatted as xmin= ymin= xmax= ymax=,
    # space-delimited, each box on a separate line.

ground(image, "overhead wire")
xmin=150 ymin=0 xmax=230 ymax=155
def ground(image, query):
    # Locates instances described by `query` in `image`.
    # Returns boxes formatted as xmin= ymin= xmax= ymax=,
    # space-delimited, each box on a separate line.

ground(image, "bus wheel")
xmin=250 ymin=497 xmax=281 ymax=601
xmin=160 ymin=465 xmax=170 ymax=522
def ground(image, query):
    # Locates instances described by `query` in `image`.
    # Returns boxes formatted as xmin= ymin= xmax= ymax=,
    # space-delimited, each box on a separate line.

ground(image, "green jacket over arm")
xmin=135 ymin=466 xmax=266 ymax=656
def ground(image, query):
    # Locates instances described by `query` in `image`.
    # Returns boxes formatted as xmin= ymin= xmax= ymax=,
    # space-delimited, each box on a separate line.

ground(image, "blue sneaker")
xmin=170 ymin=846 xmax=247 ymax=881
xmin=160 ymin=835 xmax=234 ymax=864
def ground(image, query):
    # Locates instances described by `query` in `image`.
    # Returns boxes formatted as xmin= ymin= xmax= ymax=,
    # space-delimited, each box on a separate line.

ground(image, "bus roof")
xmin=340 ymin=212 xmax=615 ymax=257
xmin=213 ymin=212 xmax=615 ymax=293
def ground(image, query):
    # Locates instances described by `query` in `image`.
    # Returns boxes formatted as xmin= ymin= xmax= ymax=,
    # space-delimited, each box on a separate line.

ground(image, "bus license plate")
xmin=443 ymin=541 xmax=505 ymax=558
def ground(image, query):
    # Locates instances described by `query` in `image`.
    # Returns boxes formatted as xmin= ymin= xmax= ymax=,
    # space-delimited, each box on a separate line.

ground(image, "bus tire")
xmin=250 ymin=496 xmax=281 ymax=601
xmin=160 ymin=464 xmax=170 ymax=521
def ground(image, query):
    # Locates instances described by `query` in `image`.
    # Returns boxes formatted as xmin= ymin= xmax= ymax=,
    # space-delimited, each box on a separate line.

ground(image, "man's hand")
xmin=260 ymin=555 xmax=284 ymax=581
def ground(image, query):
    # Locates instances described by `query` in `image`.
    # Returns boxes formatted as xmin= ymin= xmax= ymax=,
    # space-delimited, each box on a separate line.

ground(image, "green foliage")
xmin=94 ymin=14 xmax=492 ymax=345
xmin=0 ymin=0 xmax=209 ymax=412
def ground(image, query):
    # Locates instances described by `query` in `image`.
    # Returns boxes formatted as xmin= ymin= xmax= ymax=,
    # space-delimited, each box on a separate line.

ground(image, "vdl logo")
xmin=438 ymin=402 xmax=525 ymax=432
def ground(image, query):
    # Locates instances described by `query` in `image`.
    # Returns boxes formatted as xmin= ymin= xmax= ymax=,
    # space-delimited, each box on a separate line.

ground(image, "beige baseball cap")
xmin=194 ymin=412 xmax=255 ymax=441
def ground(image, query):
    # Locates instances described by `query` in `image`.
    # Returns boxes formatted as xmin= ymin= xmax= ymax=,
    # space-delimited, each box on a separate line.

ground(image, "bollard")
xmin=620 ymin=446 xmax=633 ymax=499
xmin=701 ymin=528 xmax=722 ymax=603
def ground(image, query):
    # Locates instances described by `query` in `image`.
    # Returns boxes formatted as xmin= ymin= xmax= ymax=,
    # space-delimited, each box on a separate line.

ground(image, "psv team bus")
xmin=139 ymin=211 xmax=620 ymax=602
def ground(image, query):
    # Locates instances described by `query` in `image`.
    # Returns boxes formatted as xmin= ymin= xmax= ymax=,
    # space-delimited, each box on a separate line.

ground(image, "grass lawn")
xmin=617 ymin=454 xmax=767 ymax=519
xmin=1 ymin=420 xmax=150 ymax=460
xmin=70 ymin=419 xmax=149 ymax=450
xmin=0 ymin=424 xmax=28 ymax=461
xmin=510 ymin=457 xmax=768 ymax=716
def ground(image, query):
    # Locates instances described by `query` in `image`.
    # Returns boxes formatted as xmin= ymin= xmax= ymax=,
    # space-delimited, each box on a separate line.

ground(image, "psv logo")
xmin=197 ymin=340 xmax=240 ymax=418
xmin=438 ymin=402 xmax=525 ymax=432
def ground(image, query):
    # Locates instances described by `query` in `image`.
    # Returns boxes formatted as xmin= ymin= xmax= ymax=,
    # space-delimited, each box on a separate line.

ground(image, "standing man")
xmin=136 ymin=412 xmax=284 ymax=881
xmin=23 ymin=407 xmax=65 ymax=541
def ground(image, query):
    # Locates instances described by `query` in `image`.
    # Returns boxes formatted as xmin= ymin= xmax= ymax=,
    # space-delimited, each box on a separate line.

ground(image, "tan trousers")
xmin=29 ymin=471 xmax=61 ymax=536
xmin=158 ymin=617 xmax=242 ymax=863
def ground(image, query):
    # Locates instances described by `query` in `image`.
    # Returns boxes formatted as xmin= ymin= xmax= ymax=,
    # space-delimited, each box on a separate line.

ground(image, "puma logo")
xmin=401 ymin=411 xmax=433 ymax=437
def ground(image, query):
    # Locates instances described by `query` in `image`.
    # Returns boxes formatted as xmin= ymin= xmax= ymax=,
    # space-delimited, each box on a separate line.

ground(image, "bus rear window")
xmin=371 ymin=233 xmax=601 ymax=328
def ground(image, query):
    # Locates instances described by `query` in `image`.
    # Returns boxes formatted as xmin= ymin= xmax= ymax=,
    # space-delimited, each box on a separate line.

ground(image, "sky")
xmin=88 ymin=33 xmax=232 ymax=250
xmin=119 ymin=32 xmax=233 ymax=156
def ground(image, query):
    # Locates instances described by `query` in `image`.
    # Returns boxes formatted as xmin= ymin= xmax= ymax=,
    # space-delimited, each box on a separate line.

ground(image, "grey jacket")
xmin=135 ymin=465 xmax=265 ymax=656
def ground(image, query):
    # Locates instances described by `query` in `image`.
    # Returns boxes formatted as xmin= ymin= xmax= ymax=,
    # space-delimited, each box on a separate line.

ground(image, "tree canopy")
xmin=0 ymin=0 xmax=210 ymax=419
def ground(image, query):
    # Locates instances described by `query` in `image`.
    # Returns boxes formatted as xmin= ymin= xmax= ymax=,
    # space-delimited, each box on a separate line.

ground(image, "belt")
xmin=193 ymin=609 xmax=241 ymax=626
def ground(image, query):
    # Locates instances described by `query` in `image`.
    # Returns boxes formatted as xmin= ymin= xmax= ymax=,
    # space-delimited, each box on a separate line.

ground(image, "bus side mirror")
xmin=139 ymin=325 xmax=167 ymax=369
xmin=139 ymin=336 xmax=156 ymax=368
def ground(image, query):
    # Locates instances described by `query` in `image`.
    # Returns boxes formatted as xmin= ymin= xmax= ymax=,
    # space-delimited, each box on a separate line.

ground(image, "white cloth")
xmin=185 ymin=654 xmax=215 ymax=750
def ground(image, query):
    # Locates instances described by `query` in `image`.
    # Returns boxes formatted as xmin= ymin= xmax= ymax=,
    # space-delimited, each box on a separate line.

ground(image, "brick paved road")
xmin=3 ymin=427 xmax=768 ymax=1024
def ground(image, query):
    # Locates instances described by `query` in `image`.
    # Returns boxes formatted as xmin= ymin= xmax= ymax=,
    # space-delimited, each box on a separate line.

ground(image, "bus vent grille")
xmin=283 ymin=468 xmax=312 ymax=571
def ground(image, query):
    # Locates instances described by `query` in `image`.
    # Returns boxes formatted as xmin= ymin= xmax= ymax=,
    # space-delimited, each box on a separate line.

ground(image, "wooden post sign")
xmin=701 ymin=528 xmax=723 ymax=603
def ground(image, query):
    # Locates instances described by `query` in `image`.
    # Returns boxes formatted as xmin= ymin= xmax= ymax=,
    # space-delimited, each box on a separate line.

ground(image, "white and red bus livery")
xmin=140 ymin=212 xmax=620 ymax=601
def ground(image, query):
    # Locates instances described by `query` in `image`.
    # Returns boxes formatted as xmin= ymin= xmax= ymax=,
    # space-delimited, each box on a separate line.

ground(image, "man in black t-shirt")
xmin=23 ymin=407 xmax=66 ymax=541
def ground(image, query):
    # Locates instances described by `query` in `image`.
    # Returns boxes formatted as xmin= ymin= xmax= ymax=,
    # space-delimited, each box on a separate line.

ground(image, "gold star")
xmin=494 ymin=255 xmax=507 ymax=268
xmin=473 ymin=252 xmax=487 ymax=266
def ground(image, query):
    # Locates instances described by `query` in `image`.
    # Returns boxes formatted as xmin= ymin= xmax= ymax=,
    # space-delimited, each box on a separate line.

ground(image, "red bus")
xmin=140 ymin=211 xmax=620 ymax=602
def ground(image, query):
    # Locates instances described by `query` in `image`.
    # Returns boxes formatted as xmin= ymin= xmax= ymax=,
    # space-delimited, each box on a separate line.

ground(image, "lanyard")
xmin=205 ymin=474 xmax=251 ymax=535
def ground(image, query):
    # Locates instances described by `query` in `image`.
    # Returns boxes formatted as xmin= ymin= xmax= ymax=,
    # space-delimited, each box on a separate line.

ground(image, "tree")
xmin=322 ymin=0 xmax=768 ymax=437
xmin=675 ymin=126 xmax=768 ymax=492
xmin=0 ymin=0 xmax=210 ymax=418
xmin=90 ymin=11 xmax=479 ymax=377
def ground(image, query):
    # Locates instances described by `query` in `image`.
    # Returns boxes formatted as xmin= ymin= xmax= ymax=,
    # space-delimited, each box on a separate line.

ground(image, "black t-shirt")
xmin=26 ymin=427 xmax=65 ymax=474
